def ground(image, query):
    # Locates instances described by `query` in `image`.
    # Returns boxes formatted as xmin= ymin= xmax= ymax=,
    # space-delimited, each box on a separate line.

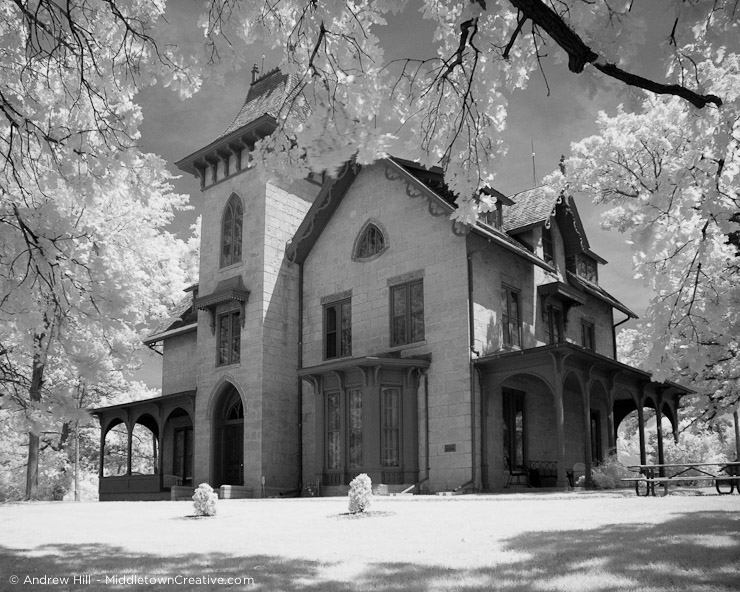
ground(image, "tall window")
xmin=390 ymin=280 xmax=424 ymax=346
xmin=348 ymin=389 xmax=363 ymax=468
xmin=503 ymin=389 xmax=526 ymax=470
xmin=542 ymin=299 xmax=564 ymax=345
xmin=382 ymin=387 xmax=400 ymax=467
xmin=581 ymin=320 xmax=595 ymax=351
xmin=221 ymin=194 xmax=243 ymax=267
xmin=324 ymin=299 xmax=352 ymax=359
xmin=325 ymin=389 xmax=364 ymax=471
xmin=502 ymin=286 xmax=521 ymax=348
xmin=354 ymin=223 xmax=386 ymax=260
xmin=542 ymin=225 xmax=554 ymax=264
xmin=217 ymin=310 xmax=240 ymax=366
xmin=326 ymin=392 xmax=340 ymax=470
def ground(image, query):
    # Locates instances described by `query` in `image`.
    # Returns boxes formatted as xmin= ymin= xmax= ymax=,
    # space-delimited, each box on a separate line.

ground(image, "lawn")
xmin=0 ymin=491 xmax=738 ymax=591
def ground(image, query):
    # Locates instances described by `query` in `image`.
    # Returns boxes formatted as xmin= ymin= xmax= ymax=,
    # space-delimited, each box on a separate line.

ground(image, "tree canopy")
xmin=200 ymin=0 xmax=739 ymax=413
xmin=1 ymin=0 xmax=739 ymax=497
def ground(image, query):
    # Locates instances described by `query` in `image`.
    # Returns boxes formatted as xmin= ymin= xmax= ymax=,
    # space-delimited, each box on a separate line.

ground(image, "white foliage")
xmin=348 ymin=473 xmax=373 ymax=513
xmin=192 ymin=483 xmax=218 ymax=517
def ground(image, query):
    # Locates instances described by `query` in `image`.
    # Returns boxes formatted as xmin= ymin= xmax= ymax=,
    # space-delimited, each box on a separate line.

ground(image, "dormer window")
xmin=353 ymin=221 xmax=387 ymax=261
xmin=221 ymin=194 xmax=243 ymax=268
xmin=567 ymin=253 xmax=598 ymax=284
xmin=479 ymin=202 xmax=503 ymax=230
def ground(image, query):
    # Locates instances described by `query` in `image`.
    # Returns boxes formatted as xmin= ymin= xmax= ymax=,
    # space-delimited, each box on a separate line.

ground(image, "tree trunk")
xmin=734 ymin=409 xmax=740 ymax=460
xmin=24 ymin=347 xmax=45 ymax=500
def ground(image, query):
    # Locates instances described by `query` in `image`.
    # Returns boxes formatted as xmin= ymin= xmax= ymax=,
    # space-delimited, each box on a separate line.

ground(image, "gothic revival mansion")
xmin=93 ymin=70 xmax=689 ymax=500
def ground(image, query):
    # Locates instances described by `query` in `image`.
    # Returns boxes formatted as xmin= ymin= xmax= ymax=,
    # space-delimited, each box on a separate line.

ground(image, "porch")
xmin=475 ymin=343 xmax=691 ymax=490
xmin=91 ymin=391 xmax=195 ymax=501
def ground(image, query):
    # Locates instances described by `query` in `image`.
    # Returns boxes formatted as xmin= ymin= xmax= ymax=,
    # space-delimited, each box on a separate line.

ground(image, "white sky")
xmin=134 ymin=1 xmax=665 ymax=386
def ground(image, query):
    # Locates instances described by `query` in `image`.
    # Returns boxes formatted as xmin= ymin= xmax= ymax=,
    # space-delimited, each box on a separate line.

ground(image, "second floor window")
xmin=581 ymin=320 xmax=595 ymax=351
xmin=324 ymin=299 xmax=352 ymax=359
xmin=502 ymin=286 xmax=521 ymax=348
xmin=217 ymin=310 xmax=240 ymax=366
xmin=542 ymin=300 xmax=564 ymax=345
xmin=390 ymin=280 xmax=424 ymax=346
xmin=221 ymin=194 xmax=243 ymax=268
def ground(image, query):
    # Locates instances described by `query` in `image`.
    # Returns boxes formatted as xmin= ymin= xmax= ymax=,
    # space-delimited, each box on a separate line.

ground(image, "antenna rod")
xmin=531 ymin=138 xmax=537 ymax=187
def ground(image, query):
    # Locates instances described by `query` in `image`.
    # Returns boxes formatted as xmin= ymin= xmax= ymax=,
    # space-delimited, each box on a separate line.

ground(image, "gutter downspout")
xmin=297 ymin=261 xmax=304 ymax=493
xmin=467 ymin=251 xmax=479 ymax=492
xmin=612 ymin=313 xmax=631 ymax=360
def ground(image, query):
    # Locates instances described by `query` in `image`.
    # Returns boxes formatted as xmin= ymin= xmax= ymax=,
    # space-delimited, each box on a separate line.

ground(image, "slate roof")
xmin=143 ymin=293 xmax=197 ymax=345
xmin=503 ymin=186 xmax=558 ymax=233
xmin=217 ymin=69 xmax=302 ymax=141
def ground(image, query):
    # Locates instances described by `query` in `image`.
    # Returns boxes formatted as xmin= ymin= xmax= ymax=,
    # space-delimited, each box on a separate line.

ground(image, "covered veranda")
xmin=91 ymin=391 xmax=195 ymax=501
xmin=475 ymin=343 xmax=691 ymax=490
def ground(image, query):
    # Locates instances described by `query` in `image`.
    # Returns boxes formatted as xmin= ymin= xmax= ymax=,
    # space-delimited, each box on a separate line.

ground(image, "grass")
xmin=0 ymin=490 xmax=738 ymax=591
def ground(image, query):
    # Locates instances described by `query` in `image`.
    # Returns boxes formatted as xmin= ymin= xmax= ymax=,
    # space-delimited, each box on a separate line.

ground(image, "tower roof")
xmin=175 ymin=68 xmax=303 ymax=181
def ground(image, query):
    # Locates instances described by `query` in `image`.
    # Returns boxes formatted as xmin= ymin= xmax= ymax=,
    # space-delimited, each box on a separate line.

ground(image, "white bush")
xmin=348 ymin=473 xmax=372 ymax=514
xmin=192 ymin=483 xmax=218 ymax=516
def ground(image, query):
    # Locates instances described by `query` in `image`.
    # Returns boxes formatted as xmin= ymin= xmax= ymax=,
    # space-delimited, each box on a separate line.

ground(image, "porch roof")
xmin=89 ymin=390 xmax=196 ymax=418
xmin=474 ymin=343 xmax=692 ymax=397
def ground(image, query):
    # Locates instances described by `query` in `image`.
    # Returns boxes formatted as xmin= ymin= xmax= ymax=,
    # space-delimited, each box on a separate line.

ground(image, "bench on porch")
xmin=527 ymin=460 xmax=558 ymax=488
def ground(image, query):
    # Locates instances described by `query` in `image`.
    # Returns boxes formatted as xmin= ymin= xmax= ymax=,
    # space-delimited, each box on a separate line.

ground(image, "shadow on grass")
xmin=0 ymin=511 xmax=738 ymax=591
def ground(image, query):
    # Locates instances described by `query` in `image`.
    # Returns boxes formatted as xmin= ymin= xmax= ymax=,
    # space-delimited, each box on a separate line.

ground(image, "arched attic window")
xmin=221 ymin=194 xmax=243 ymax=268
xmin=353 ymin=221 xmax=388 ymax=261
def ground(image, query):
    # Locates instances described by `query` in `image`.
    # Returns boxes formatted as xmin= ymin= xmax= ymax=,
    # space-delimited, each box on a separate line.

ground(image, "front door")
xmin=221 ymin=423 xmax=243 ymax=485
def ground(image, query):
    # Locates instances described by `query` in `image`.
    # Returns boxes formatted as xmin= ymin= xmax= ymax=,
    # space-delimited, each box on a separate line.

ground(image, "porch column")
xmin=365 ymin=382 xmax=382 ymax=485
xmin=551 ymin=352 xmax=567 ymax=488
xmin=583 ymin=396 xmax=593 ymax=487
xmin=655 ymin=392 xmax=665 ymax=476
xmin=311 ymin=378 xmax=324 ymax=488
xmin=607 ymin=407 xmax=617 ymax=454
xmin=126 ymin=422 xmax=133 ymax=476
xmin=672 ymin=397 xmax=680 ymax=445
xmin=637 ymin=406 xmax=647 ymax=465
xmin=98 ymin=418 xmax=106 ymax=479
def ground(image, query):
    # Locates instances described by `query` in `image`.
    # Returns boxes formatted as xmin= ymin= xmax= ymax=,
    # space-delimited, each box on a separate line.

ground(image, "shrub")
xmin=591 ymin=455 xmax=631 ymax=489
xmin=348 ymin=473 xmax=372 ymax=514
xmin=192 ymin=483 xmax=218 ymax=516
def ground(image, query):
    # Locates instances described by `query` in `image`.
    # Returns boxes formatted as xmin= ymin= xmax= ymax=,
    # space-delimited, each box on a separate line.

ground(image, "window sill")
xmin=388 ymin=340 xmax=427 ymax=352
xmin=216 ymin=361 xmax=241 ymax=368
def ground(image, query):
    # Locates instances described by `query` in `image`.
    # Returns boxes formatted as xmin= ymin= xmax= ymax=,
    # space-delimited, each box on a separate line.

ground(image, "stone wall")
xmin=301 ymin=163 xmax=473 ymax=492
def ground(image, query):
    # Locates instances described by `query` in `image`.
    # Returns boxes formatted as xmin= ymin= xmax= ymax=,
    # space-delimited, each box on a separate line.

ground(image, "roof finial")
xmin=251 ymin=64 xmax=260 ymax=84
xmin=559 ymin=154 xmax=566 ymax=176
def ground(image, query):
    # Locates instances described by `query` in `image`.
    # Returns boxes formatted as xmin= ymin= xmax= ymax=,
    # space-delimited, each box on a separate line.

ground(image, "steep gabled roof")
xmin=504 ymin=186 xmax=559 ymax=233
xmin=143 ymin=291 xmax=197 ymax=346
xmin=286 ymin=157 xmax=551 ymax=270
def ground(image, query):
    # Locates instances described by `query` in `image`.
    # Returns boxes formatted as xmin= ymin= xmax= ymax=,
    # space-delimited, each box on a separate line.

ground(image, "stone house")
xmin=92 ymin=69 xmax=689 ymax=500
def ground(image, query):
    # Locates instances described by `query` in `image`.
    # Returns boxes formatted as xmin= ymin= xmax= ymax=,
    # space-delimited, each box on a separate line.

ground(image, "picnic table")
xmin=623 ymin=461 xmax=740 ymax=496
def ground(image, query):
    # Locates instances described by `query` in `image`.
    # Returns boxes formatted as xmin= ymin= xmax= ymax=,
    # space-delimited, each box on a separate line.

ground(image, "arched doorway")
xmin=214 ymin=385 xmax=244 ymax=486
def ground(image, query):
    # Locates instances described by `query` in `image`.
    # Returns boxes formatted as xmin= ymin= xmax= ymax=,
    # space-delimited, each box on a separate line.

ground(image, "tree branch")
xmin=506 ymin=0 xmax=723 ymax=108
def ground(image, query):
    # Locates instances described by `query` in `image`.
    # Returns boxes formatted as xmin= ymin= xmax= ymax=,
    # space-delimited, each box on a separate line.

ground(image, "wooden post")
xmin=637 ymin=406 xmax=647 ymax=466
xmin=655 ymin=394 xmax=665 ymax=476
xmin=734 ymin=409 xmax=739 ymax=460
xmin=74 ymin=420 xmax=80 ymax=502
